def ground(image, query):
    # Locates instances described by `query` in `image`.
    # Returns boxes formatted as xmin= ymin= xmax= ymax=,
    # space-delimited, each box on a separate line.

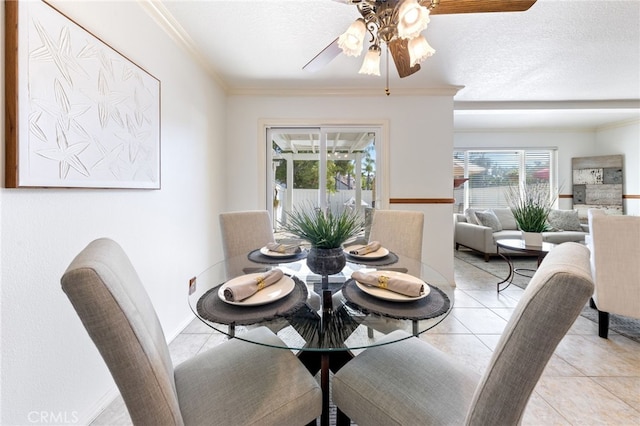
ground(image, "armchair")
xmin=587 ymin=209 xmax=640 ymax=338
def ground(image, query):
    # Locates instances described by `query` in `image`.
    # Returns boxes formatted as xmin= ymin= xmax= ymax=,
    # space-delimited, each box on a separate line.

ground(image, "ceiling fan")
xmin=303 ymin=0 xmax=537 ymax=80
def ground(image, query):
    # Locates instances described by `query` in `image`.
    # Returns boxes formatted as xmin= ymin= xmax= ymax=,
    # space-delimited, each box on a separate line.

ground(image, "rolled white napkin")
xmin=266 ymin=242 xmax=301 ymax=254
xmin=349 ymin=241 xmax=381 ymax=255
xmin=351 ymin=271 xmax=424 ymax=297
xmin=223 ymin=269 xmax=284 ymax=302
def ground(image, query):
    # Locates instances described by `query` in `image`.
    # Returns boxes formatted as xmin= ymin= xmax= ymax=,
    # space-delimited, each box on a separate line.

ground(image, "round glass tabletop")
xmin=187 ymin=252 xmax=454 ymax=352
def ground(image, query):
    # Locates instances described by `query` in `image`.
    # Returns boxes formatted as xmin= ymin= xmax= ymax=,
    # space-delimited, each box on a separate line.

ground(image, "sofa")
xmin=454 ymin=207 xmax=589 ymax=261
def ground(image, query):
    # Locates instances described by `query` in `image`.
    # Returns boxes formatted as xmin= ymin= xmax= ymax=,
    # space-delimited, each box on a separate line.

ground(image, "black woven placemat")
xmin=341 ymin=279 xmax=450 ymax=320
xmin=197 ymin=275 xmax=308 ymax=325
xmin=344 ymin=251 xmax=399 ymax=266
xmin=247 ymin=248 xmax=308 ymax=264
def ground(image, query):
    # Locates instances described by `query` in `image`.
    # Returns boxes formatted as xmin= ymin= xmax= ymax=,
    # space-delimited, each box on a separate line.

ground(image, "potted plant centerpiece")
xmin=282 ymin=205 xmax=363 ymax=276
xmin=505 ymin=182 xmax=557 ymax=247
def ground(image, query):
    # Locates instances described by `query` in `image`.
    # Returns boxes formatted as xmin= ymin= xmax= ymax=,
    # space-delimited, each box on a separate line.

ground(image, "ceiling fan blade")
xmin=429 ymin=0 xmax=537 ymax=15
xmin=388 ymin=38 xmax=420 ymax=78
xmin=303 ymin=38 xmax=342 ymax=73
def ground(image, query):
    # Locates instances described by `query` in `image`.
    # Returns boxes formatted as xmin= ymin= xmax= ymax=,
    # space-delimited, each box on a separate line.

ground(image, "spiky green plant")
xmin=281 ymin=205 xmax=363 ymax=249
xmin=505 ymin=182 xmax=557 ymax=232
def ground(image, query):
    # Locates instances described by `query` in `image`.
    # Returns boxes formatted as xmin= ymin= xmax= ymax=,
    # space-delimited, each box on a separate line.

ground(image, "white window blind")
xmin=454 ymin=149 xmax=554 ymax=211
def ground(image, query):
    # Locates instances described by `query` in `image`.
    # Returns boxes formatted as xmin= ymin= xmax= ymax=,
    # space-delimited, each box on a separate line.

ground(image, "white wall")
xmin=226 ymin=95 xmax=456 ymax=282
xmin=0 ymin=1 xmax=227 ymax=424
xmin=595 ymin=121 xmax=640 ymax=215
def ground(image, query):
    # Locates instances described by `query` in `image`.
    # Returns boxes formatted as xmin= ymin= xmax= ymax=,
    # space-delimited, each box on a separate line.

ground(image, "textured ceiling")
xmin=153 ymin=0 xmax=640 ymax=129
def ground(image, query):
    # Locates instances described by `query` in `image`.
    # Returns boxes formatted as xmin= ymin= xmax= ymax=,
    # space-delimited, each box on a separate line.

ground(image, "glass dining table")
xmin=188 ymin=249 xmax=454 ymax=426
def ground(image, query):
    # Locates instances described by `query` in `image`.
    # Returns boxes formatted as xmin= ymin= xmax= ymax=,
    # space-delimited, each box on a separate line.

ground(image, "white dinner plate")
xmin=259 ymin=246 xmax=300 ymax=258
xmin=344 ymin=245 xmax=390 ymax=260
xmin=355 ymin=270 xmax=430 ymax=302
xmin=219 ymin=273 xmax=295 ymax=306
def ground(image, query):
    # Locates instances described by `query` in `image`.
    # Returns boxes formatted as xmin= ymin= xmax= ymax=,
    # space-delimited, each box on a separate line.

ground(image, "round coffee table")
xmin=496 ymin=239 xmax=556 ymax=292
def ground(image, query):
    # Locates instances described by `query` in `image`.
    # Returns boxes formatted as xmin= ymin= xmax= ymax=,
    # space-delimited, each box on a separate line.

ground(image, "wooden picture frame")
xmin=5 ymin=0 xmax=161 ymax=189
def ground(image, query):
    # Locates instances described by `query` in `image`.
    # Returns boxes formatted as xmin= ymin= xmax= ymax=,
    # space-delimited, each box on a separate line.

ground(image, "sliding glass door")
xmin=267 ymin=126 xmax=380 ymax=231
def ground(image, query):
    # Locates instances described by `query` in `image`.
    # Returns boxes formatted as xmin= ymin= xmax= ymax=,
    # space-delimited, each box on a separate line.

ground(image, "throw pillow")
xmin=464 ymin=208 xmax=480 ymax=225
xmin=475 ymin=210 xmax=503 ymax=232
xmin=492 ymin=208 xmax=518 ymax=230
xmin=547 ymin=209 xmax=583 ymax=231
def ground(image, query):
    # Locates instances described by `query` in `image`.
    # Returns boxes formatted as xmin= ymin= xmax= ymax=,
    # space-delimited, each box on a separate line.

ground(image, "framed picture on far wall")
xmin=572 ymin=155 xmax=624 ymax=219
xmin=5 ymin=0 xmax=161 ymax=189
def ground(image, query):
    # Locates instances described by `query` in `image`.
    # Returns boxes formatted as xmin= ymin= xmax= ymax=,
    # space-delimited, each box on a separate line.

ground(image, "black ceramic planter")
xmin=306 ymin=247 xmax=346 ymax=276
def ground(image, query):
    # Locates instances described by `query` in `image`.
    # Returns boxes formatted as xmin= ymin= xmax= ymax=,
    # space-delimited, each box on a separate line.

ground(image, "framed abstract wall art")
xmin=572 ymin=155 xmax=624 ymax=219
xmin=5 ymin=0 xmax=161 ymax=189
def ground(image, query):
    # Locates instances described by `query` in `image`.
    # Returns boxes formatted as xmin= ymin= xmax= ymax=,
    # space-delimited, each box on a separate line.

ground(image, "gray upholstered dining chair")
xmin=219 ymin=210 xmax=276 ymax=276
xmin=61 ymin=238 xmax=322 ymax=426
xmin=220 ymin=210 xmax=321 ymax=312
xmin=368 ymin=209 xmax=424 ymax=268
xmin=362 ymin=209 xmax=425 ymax=337
xmin=333 ymin=242 xmax=594 ymax=426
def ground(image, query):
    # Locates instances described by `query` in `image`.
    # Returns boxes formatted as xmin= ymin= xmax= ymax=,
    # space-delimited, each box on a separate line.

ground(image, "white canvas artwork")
xmin=9 ymin=0 xmax=160 ymax=188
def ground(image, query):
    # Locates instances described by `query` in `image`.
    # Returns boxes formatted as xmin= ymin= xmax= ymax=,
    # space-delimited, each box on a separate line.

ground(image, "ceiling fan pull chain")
xmin=385 ymin=46 xmax=391 ymax=96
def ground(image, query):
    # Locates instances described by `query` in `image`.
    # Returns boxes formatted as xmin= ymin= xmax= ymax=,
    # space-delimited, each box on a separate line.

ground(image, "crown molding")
xmin=139 ymin=0 xmax=228 ymax=91
xmin=595 ymin=117 xmax=640 ymax=131
xmin=453 ymin=127 xmax=596 ymax=134
xmin=139 ymin=0 xmax=463 ymax=99
xmin=227 ymin=86 xmax=464 ymax=97
xmin=453 ymin=100 xmax=640 ymax=132
xmin=454 ymin=100 xmax=640 ymax=111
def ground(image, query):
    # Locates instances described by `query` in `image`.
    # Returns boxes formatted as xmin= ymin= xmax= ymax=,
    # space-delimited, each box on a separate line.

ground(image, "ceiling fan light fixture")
xmin=358 ymin=45 xmax=382 ymax=76
xmin=397 ymin=0 xmax=431 ymax=39
xmin=304 ymin=0 xmax=539 ymax=93
xmin=338 ymin=18 xmax=366 ymax=57
xmin=408 ymin=35 xmax=435 ymax=66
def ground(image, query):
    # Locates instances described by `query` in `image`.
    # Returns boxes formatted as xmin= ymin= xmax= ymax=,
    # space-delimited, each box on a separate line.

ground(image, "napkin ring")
xmin=377 ymin=275 xmax=389 ymax=289
xmin=256 ymin=276 xmax=266 ymax=290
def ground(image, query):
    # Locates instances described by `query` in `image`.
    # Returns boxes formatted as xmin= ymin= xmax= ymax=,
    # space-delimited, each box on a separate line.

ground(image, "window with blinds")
xmin=453 ymin=149 xmax=555 ymax=212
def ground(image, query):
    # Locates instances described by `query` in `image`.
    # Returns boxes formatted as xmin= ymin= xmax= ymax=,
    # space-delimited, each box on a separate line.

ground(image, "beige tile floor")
xmin=92 ymin=257 xmax=640 ymax=425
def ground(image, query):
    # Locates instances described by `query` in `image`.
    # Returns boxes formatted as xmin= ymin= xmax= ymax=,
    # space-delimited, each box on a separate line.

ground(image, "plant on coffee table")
xmin=505 ymin=182 xmax=557 ymax=245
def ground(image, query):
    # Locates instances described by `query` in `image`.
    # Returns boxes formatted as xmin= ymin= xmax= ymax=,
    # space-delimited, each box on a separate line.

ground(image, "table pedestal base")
xmin=297 ymin=276 xmax=356 ymax=426
xmin=298 ymin=349 xmax=354 ymax=425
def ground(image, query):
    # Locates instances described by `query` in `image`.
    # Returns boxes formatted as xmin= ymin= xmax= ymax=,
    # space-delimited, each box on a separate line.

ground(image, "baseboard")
xmin=84 ymin=387 xmax=121 ymax=425
xmin=167 ymin=314 xmax=198 ymax=343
